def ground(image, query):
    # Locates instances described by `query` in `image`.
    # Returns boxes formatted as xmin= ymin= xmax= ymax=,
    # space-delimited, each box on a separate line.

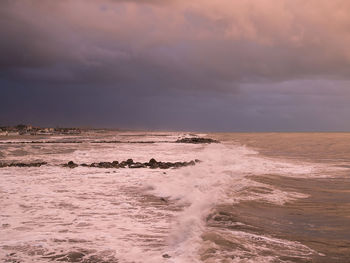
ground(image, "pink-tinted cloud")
xmin=1 ymin=0 xmax=350 ymax=130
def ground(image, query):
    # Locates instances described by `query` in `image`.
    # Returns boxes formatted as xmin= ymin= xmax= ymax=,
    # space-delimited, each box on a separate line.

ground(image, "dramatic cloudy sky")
xmin=1 ymin=0 xmax=350 ymax=131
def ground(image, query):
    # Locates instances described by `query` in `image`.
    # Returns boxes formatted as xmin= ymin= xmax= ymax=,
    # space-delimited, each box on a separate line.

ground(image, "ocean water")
xmin=0 ymin=132 xmax=349 ymax=262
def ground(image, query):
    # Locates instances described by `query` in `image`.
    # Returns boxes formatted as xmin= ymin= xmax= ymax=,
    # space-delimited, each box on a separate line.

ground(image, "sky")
xmin=1 ymin=0 xmax=350 ymax=131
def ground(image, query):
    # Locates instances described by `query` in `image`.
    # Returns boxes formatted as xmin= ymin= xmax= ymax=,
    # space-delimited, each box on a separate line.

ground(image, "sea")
xmin=1 ymin=131 xmax=350 ymax=263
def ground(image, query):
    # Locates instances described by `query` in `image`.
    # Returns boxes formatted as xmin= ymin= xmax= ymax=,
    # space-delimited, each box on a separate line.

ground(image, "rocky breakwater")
xmin=0 ymin=162 xmax=47 ymax=168
xmin=175 ymin=137 xmax=219 ymax=144
xmin=63 ymin=158 xmax=201 ymax=169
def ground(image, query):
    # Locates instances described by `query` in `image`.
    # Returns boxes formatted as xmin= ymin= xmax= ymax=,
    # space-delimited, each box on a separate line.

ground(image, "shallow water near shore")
xmin=1 ymin=132 xmax=349 ymax=262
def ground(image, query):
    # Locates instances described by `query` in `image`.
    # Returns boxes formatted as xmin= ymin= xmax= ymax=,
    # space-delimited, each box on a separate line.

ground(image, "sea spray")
xmin=1 ymin=132 xmax=344 ymax=262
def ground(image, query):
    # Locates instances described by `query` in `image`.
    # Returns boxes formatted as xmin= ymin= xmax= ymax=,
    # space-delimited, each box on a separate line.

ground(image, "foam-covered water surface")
xmin=1 ymin=132 xmax=349 ymax=262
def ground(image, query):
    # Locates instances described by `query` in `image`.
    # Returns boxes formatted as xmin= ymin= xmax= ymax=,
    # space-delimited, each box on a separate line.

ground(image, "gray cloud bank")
xmin=1 ymin=0 xmax=350 ymax=131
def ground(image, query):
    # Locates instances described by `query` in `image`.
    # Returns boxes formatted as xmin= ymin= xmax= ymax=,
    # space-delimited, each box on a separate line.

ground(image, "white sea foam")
xmin=139 ymin=142 xmax=332 ymax=261
xmin=0 ymin=132 xmax=338 ymax=262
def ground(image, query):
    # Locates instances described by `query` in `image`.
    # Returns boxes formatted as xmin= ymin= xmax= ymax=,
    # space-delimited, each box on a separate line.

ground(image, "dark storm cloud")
xmin=2 ymin=0 xmax=350 ymax=83
xmin=1 ymin=0 xmax=350 ymax=130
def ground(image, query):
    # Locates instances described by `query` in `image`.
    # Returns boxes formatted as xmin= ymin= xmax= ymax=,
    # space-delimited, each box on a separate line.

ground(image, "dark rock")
xmin=148 ymin=158 xmax=159 ymax=168
xmin=98 ymin=162 xmax=114 ymax=168
xmin=0 ymin=162 xmax=48 ymax=168
xmin=119 ymin=161 xmax=127 ymax=168
xmin=126 ymin=159 xmax=134 ymax=165
xmin=162 ymin=254 xmax=171 ymax=258
xmin=175 ymin=137 xmax=219 ymax=144
xmin=0 ymin=159 xmax=201 ymax=170
xmin=158 ymin=162 xmax=171 ymax=169
xmin=64 ymin=161 xmax=78 ymax=168
xmin=112 ymin=161 xmax=119 ymax=168
xmin=149 ymin=158 xmax=157 ymax=165
xmin=173 ymin=162 xmax=182 ymax=168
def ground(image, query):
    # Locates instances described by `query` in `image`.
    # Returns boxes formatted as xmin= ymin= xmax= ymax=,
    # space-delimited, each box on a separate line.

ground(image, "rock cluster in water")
xmin=0 ymin=162 xmax=47 ymax=168
xmin=0 ymin=137 xmax=219 ymax=144
xmin=175 ymin=137 xmax=219 ymax=144
xmin=63 ymin=158 xmax=201 ymax=169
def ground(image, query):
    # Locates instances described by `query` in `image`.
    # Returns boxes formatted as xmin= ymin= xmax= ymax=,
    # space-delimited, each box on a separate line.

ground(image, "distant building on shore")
xmin=0 ymin=124 xmax=82 ymax=136
xmin=0 ymin=130 xmax=8 ymax=136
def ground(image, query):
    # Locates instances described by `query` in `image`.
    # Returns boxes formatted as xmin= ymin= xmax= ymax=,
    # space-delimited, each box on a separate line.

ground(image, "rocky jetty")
xmin=175 ymin=137 xmax=219 ymax=144
xmin=0 ymin=159 xmax=201 ymax=169
xmin=0 ymin=140 xmax=168 ymax=144
xmin=63 ymin=158 xmax=201 ymax=169
xmin=63 ymin=161 xmax=79 ymax=168
xmin=0 ymin=162 xmax=47 ymax=168
xmin=0 ymin=138 xmax=218 ymax=144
